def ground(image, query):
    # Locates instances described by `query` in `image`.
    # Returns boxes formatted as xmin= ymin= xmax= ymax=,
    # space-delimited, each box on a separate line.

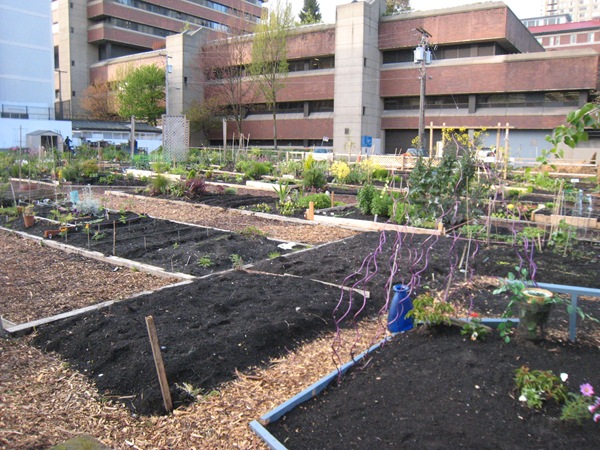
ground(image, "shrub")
xmin=80 ymin=159 xmax=99 ymax=178
xmin=302 ymin=167 xmax=327 ymax=190
xmin=357 ymin=184 xmax=376 ymax=215
xmin=346 ymin=164 xmax=368 ymax=185
xmin=372 ymin=167 xmax=389 ymax=181
xmin=245 ymin=161 xmax=272 ymax=180
xmin=370 ymin=190 xmax=393 ymax=217
xmin=330 ymin=161 xmax=351 ymax=183
xmin=148 ymin=174 xmax=169 ymax=196
xmin=297 ymin=193 xmax=331 ymax=210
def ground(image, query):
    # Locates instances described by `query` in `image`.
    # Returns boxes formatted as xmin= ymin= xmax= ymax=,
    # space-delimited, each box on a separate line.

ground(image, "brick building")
xmin=92 ymin=0 xmax=600 ymax=159
xmin=52 ymin=0 xmax=264 ymax=118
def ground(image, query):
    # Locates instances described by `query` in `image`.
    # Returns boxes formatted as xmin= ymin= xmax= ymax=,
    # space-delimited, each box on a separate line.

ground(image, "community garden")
xmin=0 ymin=124 xmax=599 ymax=448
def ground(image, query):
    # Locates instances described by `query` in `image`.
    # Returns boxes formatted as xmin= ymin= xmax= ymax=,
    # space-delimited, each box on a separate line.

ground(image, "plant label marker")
xmin=145 ymin=315 xmax=173 ymax=413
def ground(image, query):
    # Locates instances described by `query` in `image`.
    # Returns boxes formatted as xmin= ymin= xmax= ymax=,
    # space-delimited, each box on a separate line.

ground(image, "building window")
xmin=72 ymin=91 xmax=76 ymax=97
xmin=570 ymin=34 xmax=577 ymax=44
xmin=384 ymin=95 xmax=469 ymax=111
xmin=70 ymin=27 xmax=74 ymax=33
xmin=589 ymin=32 xmax=595 ymax=42
xmin=71 ymin=60 xmax=75 ymax=66
xmin=476 ymin=91 xmax=579 ymax=108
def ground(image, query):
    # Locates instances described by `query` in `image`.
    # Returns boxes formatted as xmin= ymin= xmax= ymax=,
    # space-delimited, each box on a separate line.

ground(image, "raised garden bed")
xmin=32 ymin=270 xmax=378 ymax=415
xmin=263 ymin=327 xmax=600 ymax=449
xmin=1 ymin=210 xmax=304 ymax=276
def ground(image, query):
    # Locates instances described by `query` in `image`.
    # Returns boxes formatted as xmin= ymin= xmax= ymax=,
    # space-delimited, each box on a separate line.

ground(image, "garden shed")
xmin=26 ymin=130 xmax=63 ymax=155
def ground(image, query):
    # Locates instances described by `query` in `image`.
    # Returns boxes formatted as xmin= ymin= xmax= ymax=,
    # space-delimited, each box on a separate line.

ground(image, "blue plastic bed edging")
xmin=249 ymin=336 xmax=393 ymax=449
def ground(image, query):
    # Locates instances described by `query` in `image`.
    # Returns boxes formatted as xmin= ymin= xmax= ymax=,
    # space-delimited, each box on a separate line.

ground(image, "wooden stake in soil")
xmin=307 ymin=201 xmax=315 ymax=221
xmin=145 ymin=315 xmax=173 ymax=413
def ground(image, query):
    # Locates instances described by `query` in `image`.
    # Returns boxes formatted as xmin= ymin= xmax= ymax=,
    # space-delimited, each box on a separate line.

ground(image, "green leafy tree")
xmin=544 ymin=102 xmax=600 ymax=181
xmin=117 ymin=64 xmax=166 ymax=125
xmin=299 ymin=0 xmax=322 ymax=24
xmin=250 ymin=0 xmax=295 ymax=151
xmin=386 ymin=0 xmax=411 ymax=14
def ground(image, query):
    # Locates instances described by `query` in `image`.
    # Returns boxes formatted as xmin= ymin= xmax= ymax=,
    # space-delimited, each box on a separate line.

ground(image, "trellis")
xmin=162 ymin=115 xmax=189 ymax=162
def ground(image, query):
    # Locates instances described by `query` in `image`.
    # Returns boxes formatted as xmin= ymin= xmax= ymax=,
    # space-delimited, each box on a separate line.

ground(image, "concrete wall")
xmin=0 ymin=0 xmax=55 ymax=111
xmin=333 ymin=0 xmax=385 ymax=156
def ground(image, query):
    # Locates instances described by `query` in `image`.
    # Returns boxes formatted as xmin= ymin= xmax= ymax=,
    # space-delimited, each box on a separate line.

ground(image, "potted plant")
xmin=22 ymin=205 xmax=35 ymax=228
xmin=493 ymin=267 xmax=559 ymax=340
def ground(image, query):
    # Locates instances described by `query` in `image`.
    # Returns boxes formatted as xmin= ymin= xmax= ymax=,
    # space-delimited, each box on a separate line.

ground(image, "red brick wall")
xmin=381 ymin=53 xmax=600 ymax=96
xmin=209 ymin=118 xmax=333 ymax=141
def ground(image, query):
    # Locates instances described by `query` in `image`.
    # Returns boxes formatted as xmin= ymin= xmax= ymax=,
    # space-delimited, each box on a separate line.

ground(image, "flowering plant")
xmin=581 ymin=383 xmax=600 ymax=423
xmin=560 ymin=381 xmax=600 ymax=425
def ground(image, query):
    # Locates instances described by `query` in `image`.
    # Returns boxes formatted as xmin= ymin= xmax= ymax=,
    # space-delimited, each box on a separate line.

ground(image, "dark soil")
xmin=2 ymin=210 xmax=303 ymax=276
xmin=32 ymin=271 xmax=378 ymax=415
xmin=267 ymin=328 xmax=600 ymax=449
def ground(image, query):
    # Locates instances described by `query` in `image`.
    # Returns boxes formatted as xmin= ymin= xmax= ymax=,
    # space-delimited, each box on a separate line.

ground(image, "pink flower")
xmin=580 ymin=383 xmax=595 ymax=397
xmin=594 ymin=413 xmax=600 ymax=423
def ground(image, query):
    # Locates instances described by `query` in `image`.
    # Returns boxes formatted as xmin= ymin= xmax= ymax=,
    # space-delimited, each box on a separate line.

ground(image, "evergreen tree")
xmin=299 ymin=0 xmax=322 ymax=25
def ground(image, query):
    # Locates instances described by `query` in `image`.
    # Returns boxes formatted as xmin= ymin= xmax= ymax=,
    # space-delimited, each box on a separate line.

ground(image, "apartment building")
xmin=544 ymin=0 xmax=600 ymax=21
xmin=51 ymin=0 xmax=265 ymax=118
xmin=0 ymin=0 xmax=71 ymax=149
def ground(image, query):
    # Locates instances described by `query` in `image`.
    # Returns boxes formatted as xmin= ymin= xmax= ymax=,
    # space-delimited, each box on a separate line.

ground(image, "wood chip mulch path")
xmin=1 ymin=189 xmax=376 ymax=449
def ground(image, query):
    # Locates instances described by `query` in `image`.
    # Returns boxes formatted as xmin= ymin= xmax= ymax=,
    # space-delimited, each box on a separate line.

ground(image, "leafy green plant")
xmin=268 ymin=251 xmax=281 ymax=259
xmin=370 ymin=188 xmax=393 ymax=217
xmin=561 ymin=392 xmax=595 ymax=425
xmin=372 ymin=167 xmax=389 ymax=181
xmin=515 ymin=366 xmax=568 ymax=409
xmin=245 ymin=161 xmax=272 ymax=180
xmin=230 ymin=253 xmax=244 ymax=270
xmin=148 ymin=174 xmax=169 ymax=196
xmin=302 ymin=167 xmax=327 ymax=190
xmin=185 ymin=178 xmax=207 ymax=199
xmin=240 ymin=226 xmax=264 ymax=237
xmin=175 ymin=382 xmax=203 ymax=402
xmin=297 ymin=193 xmax=330 ymax=210
xmin=460 ymin=319 xmax=490 ymax=341
xmin=92 ymin=231 xmax=106 ymax=241
xmin=224 ymin=187 xmax=237 ymax=195
xmin=548 ymin=219 xmax=576 ymax=254
xmin=406 ymin=293 xmax=455 ymax=327
xmin=197 ymin=255 xmax=213 ymax=268
xmin=357 ymin=184 xmax=376 ymax=215
xmin=273 ymin=181 xmax=291 ymax=205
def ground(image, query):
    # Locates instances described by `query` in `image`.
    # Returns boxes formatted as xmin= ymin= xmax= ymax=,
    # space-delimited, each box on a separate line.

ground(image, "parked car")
xmin=311 ymin=147 xmax=334 ymax=161
xmin=405 ymin=148 xmax=428 ymax=157
xmin=477 ymin=148 xmax=496 ymax=164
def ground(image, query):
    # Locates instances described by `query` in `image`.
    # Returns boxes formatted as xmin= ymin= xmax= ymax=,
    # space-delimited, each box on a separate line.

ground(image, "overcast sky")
xmin=280 ymin=0 xmax=544 ymax=23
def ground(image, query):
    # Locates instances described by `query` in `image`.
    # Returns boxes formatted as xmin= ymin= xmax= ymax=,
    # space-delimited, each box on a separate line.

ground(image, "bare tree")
xmin=249 ymin=0 xmax=295 ymax=151
xmin=79 ymin=83 xmax=120 ymax=121
xmin=186 ymin=97 xmax=223 ymax=143
xmin=201 ymin=10 xmax=258 ymax=139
